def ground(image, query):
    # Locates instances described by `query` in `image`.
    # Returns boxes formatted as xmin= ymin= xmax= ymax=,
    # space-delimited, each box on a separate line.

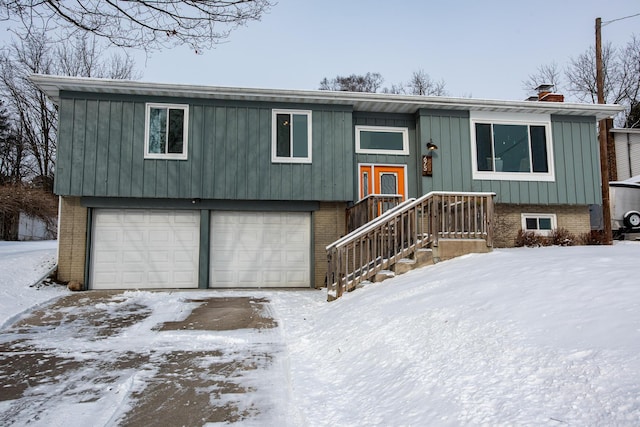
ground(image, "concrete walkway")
xmin=0 ymin=291 xmax=285 ymax=426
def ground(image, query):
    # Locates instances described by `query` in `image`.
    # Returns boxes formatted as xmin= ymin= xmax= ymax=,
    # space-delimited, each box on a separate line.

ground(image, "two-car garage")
xmin=90 ymin=209 xmax=311 ymax=290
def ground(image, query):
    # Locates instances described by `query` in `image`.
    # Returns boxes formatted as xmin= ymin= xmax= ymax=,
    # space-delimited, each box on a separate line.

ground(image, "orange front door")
xmin=359 ymin=164 xmax=407 ymax=200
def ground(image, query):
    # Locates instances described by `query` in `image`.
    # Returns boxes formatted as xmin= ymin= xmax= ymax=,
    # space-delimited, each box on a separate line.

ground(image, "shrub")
xmin=579 ymin=230 xmax=608 ymax=245
xmin=514 ymin=229 xmax=544 ymax=247
xmin=550 ymin=227 xmax=576 ymax=246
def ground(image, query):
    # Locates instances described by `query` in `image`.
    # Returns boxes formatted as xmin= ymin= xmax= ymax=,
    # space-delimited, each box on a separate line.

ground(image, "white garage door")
xmin=210 ymin=211 xmax=310 ymax=288
xmin=91 ymin=209 xmax=200 ymax=289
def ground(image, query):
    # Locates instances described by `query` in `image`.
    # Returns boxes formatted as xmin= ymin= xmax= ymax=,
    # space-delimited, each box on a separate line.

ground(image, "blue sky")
xmin=135 ymin=0 xmax=638 ymax=101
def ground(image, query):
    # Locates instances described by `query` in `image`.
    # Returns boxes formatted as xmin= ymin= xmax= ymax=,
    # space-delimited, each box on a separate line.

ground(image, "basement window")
xmin=521 ymin=213 xmax=557 ymax=236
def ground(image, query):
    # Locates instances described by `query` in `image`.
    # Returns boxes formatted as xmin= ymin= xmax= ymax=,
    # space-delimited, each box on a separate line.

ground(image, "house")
xmin=31 ymin=75 xmax=622 ymax=291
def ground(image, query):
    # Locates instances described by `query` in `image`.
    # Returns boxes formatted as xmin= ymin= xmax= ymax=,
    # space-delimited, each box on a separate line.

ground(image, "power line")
xmin=603 ymin=12 xmax=640 ymax=26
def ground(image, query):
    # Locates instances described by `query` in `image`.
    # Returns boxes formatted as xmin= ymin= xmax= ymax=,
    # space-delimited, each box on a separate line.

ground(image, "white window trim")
xmin=355 ymin=125 xmax=409 ymax=155
xmin=144 ymin=103 xmax=189 ymax=160
xmin=470 ymin=111 xmax=555 ymax=182
xmin=521 ymin=213 xmax=557 ymax=236
xmin=271 ymin=109 xmax=312 ymax=164
xmin=358 ymin=163 xmax=408 ymax=200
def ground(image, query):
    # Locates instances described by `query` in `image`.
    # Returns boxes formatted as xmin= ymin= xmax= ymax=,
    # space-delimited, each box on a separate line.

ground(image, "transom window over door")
xmin=144 ymin=103 xmax=189 ymax=160
xmin=470 ymin=111 xmax=554 ymax=181
xmin=356 ymin=126 xmax=409 ymax=155
xmin=272 ymin=109 xmax=312 ymax=163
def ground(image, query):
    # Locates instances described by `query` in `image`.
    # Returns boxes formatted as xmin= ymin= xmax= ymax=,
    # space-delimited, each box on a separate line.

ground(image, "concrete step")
xmin=374 ymin=270 xmax=395 ymax=283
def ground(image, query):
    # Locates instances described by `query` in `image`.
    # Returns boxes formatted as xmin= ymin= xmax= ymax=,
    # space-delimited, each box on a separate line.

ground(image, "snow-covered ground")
xmin=1 ymin=241 xmax=639 ymax=426
xmin=0 ymin=240 xmax=66 ymax=328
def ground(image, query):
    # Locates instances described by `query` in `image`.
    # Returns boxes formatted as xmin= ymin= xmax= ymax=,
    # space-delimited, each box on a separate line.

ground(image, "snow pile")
xmin=0 ymin=240 xmax=66 ymax=328
xmin=272 ymin=243 xmax=640 ymax=426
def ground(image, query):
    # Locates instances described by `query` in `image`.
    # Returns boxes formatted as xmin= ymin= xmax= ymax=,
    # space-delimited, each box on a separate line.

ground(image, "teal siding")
xmin=55 ymin=95 xmax=353 ymax=202
xmin=353 ymin=113 xmax=417 ymax=197
xmin=418 ymin=110 xmax=601 ymax=205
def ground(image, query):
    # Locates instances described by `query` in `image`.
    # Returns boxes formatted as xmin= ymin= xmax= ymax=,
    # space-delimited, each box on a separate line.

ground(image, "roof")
xmin=30 ymin=74 xmax=624 ymax=120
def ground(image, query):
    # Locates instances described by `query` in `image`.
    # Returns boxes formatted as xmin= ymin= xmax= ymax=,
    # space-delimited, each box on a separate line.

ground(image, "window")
xmin=356 ymin=126 xmax=409 ymax=155
xmin=470 ymin=112 xmax=554 ymax=181
xmin=145 ymin=103 xmax=189 ymax=160
xmin=521 ymin=213 xmax=557 ymax=236
xmin=272 ymin=109 xmax=312 ymax=163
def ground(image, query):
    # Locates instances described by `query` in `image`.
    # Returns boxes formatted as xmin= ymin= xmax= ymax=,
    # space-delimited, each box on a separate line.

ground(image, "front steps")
xmin=372 ymin=239 xmax=492 ymax=284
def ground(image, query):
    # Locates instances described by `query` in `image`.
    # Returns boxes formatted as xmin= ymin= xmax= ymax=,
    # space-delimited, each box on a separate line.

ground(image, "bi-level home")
xmin=31 ymin=75 xmax=622 ymax=292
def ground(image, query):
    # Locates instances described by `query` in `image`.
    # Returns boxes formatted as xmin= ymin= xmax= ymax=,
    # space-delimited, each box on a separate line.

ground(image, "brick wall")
xmin=493 ymin=204 xmax=591 ymax=247
xmin=313 ymin=202 xmax=347 ymax=288
xmin=57 ymin=196 xmax=87 ymax=284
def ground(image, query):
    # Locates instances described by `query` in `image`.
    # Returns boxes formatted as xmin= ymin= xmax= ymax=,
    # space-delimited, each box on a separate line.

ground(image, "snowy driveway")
xmin=0 ymin=291 xmax=292 ymax=426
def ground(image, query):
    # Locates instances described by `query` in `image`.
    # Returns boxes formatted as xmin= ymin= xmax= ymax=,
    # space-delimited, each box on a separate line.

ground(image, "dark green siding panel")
xmin=418 ymin=110 xmax=600 ymax=205
xmin=107 ymin=102 xmax=122 ymax=197
xmin=57 ymin=94 xmax=353 ymax=201
xmin=119 ymin=102 xmax=134 ymax=196
xmin=92 ymin=101 xmax=111 ymax=196
xmin=70 ymin=100 xmax=87 ymax=195
xmin=225 ymin=108 xmax=239 ymax=200
xmin=84 ymin=100 xmax=100 ymax=196
xmin=54 ymin=99 xmax=74 ymax=195
xmin=130 ymin=103 xmax=146 ymax=197
xmin=212 ymin=107 xmax=227 ymax=198
xmin=186 ymin=105 xmax=203 ymax=198
xmin=200 ymin=106 xmax=215 ymax=198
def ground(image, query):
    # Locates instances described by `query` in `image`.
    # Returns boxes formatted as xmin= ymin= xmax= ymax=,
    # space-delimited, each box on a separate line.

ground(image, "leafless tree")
xmin=0 ymin=99 xmax=25 ymax=184
xmin=0 ymin=29 xmax=138 ymax=185
xmin=524 ymin=36 xmax=640 ymax=127
xmin=0 ymin=0 xmax=273 ymax=53
xmin=405 ymin=69 xmax=448 ymax=96
xmin=522 ymin=62 xmax=563 ymax=95
xmin=319 ymin=73 xmax=384 ymax=92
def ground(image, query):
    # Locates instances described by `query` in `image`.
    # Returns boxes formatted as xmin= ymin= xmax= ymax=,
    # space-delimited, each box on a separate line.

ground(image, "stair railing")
xmin=326 ymin=191 xmax=495 ymax=300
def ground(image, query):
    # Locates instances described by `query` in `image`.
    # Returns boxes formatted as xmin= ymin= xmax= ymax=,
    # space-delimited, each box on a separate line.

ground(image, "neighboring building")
xmin=18 ymin=213 xmax=57 ymax=241
xmin=31 ymin=75 xmax=622 ymax=290
xmin=612 ymin=128 xmax=640 ymax=181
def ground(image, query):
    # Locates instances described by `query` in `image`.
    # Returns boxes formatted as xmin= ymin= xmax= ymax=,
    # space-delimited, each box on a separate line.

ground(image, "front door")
xmin=359 ymin=164 xmax=407 ymax=200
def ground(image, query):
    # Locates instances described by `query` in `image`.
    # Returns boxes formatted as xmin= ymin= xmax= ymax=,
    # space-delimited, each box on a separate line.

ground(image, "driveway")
xmin=0 ymin=291 xmax=291 ymax=426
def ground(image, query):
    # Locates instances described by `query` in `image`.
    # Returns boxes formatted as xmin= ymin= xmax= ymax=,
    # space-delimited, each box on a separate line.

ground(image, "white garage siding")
xmin=90 ymin=209 xmax=200 ymax=289
xmin=209 ymin=211 xmax=311 ymax=288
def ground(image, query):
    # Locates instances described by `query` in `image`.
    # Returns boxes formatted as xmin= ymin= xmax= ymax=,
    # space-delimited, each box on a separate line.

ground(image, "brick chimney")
xmin=534 ymin=84 xmax=564 ymax=102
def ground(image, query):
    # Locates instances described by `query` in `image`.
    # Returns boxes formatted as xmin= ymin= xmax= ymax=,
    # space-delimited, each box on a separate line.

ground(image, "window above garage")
xmin=272 ymin=109 xmax=312 ymax=163
xmin=144 ymin=103 xmax=189 ymax=160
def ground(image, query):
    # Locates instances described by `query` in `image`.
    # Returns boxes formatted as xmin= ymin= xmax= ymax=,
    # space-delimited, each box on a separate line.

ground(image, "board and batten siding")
xmin=417 ymin=110 xmax=602 ymax=205
xmin=353 ymin=113 xmax=418 ymax=198
xmin=55 ymin=95 xmax=353 ymax=202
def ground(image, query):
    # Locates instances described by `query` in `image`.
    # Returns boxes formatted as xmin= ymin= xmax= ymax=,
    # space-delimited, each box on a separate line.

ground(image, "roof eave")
xmin=29 ymin=74 xmax=624 ymax=120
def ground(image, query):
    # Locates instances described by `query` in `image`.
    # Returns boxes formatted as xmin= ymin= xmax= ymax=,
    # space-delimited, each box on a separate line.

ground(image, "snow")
xmin=1 ymin=240 xmax=640 ymax=425
xmin=0 ymin=240 xmax=66 ymax=328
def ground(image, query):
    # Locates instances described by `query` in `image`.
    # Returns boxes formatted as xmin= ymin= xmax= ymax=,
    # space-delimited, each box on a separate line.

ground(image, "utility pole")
xmin=595 ymin=17 xmax=613 ymax=244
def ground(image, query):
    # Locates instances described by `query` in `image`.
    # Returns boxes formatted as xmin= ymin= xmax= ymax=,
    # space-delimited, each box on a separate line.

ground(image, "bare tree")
xmin=522 ymin=62 xmax=563 ymax=94
xmin=524 ymin=36 xmax=640 ymax=127
xmin=405 ymin=69 xmax=448 ymax=96
xmin=319 ymin=73 xmax=384 ymax=92
xmin=0 ymin=29 xmax=138 ymax=186
xmin=0 ymin=99 xmax=25 ymax=184
xmin=0 ymin=0 xmax=273 ymax=53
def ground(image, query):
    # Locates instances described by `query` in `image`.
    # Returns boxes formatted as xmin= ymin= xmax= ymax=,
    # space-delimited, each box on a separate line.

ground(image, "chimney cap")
xmin=535 ymin=84 xmax=555 ymax=93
